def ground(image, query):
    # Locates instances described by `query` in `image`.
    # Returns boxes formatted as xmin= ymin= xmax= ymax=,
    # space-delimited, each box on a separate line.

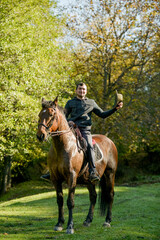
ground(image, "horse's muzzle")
xmin=37 ymin=133 xmax=45 ymax=142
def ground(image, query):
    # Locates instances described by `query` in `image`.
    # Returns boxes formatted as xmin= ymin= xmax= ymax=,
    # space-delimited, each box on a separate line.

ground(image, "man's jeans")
xmin=79 ymin=128 xmax=96 ymax=173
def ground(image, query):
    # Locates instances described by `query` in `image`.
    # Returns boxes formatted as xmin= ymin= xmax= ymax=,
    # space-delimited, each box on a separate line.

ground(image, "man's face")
xmin=76 ymin=84 xmax=87 ymax=99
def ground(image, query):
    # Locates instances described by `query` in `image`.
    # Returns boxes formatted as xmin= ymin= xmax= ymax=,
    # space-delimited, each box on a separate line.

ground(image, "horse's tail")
xmin=99 ymin=174 xmax=112 ymax=216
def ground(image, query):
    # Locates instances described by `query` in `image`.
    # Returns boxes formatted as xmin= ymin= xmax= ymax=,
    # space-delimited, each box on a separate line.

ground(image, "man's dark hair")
xmin=76 ymin=82 xmax=87 ymax=89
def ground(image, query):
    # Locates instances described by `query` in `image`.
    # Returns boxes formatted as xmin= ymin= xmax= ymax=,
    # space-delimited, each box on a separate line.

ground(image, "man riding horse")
xmin=42 ymin=82 xmax=123 ymax=182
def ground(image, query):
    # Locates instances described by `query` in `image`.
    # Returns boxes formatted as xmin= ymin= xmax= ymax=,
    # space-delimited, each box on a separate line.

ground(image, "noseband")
xmin=38 ymin=120 xmax=55 ymax=131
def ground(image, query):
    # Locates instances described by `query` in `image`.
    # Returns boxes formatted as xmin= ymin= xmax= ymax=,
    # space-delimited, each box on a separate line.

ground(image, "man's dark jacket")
xmin=65 ymin=97 xmax=117 ymax=130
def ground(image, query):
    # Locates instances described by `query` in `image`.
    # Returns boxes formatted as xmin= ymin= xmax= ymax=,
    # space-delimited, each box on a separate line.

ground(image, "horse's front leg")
xmin=54 ymin=181 xmax=65 ymax=231
xmin=66 ymin=172 xmax=77 ymax=234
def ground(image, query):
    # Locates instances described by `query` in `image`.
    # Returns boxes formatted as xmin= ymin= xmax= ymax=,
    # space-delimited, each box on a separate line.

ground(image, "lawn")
xmin=0 ymin=181 xmax=159 ymax=240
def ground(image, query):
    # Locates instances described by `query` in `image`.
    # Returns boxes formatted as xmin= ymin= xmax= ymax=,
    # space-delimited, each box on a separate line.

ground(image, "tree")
xmin=0 ymin=0 xmax=74 ymax=194
xmin=65 ymin=0 xmax=160 ymax=164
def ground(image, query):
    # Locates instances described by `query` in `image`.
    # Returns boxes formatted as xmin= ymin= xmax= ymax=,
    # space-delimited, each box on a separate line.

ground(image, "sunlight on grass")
xmin=114 ymin=186 xmax=130 ymax=192
xmin=0 ymin=187 xmax=97 ymax=209
xmin=0 ymin=191 xmax=56 ymax=207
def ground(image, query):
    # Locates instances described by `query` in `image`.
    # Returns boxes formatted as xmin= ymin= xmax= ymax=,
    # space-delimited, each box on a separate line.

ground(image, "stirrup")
xmin=89 ymin=171 xmax=100 ymax=183
xmin=40 ymin=172 xmax=50 ymax=181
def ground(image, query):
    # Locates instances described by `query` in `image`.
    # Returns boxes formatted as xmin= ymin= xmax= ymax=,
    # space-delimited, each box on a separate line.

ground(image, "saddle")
xmin=77 ymin=136 xmax=103 ymax=180
xmin=70 ymin=123 xmax=102 ymax=161
xmin=69 ymin=124 xmax=103 ymax=179
xmin=71 ymin=125 xmax=87 ymax=153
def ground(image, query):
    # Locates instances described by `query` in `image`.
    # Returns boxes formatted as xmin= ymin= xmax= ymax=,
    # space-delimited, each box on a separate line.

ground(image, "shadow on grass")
xmin=0 ymin=180 xmax=54 ymax=202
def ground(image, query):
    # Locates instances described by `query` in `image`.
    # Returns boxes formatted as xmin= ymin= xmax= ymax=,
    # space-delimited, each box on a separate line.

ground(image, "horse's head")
xmin=37 ymin=96 xmax=59 ymax=142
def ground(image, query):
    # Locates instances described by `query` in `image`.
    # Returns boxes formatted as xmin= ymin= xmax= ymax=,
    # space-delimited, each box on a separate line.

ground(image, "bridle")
xmin=38 ymin=107 xmax=72 ymax=137
xmin=38 ymin=119 xmax=55 ymax=131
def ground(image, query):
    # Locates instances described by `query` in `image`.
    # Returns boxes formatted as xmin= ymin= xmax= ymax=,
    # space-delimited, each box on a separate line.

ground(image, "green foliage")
xmin=0 ymin=0 xmax=74 ymax=191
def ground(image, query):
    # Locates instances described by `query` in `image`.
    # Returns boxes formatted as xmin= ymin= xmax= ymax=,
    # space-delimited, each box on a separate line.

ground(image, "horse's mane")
xmin=58 ymin=105 xmax=66 ymax=115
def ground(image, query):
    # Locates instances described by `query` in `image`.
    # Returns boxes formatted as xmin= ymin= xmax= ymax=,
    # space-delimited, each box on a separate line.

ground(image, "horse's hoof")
xmin=103 ymin=222 xmax=111 ymax=228
xmin=83 ymin=221 xmax=91 ymax=227
xmin=54 ymin=226 xmax=63 ymax=231
xmin=66 ymin=228 xmax=74 ymax=234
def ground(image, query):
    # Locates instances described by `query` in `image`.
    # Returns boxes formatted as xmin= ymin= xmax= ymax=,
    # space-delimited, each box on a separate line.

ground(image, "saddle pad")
xmin=93 ymin=143 xmax=103 ymax=161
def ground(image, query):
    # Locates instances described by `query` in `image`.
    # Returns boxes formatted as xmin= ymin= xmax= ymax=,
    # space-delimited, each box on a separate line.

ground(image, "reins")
xmin=39 ymin=123 xmax=72 ymax=137
xmin=49 ymin=128 xmax=72 ymax=137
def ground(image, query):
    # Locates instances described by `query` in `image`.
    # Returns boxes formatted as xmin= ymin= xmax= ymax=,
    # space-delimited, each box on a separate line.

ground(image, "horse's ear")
xmin=42 ymin=98 xmax=46 ymax=107
xmin=53 ymin=96 xmax=58 ymax=106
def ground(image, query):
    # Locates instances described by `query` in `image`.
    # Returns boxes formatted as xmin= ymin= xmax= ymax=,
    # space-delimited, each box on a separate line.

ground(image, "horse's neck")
xmin=52 ymin=113 xmax=76 ymax=153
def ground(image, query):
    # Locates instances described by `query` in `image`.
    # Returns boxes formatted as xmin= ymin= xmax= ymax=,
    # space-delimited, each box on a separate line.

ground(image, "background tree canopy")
xmin=64 ymin=0 xmax=160 ymax=176
xmin=0 ymin=0 xmax=159 ymax=194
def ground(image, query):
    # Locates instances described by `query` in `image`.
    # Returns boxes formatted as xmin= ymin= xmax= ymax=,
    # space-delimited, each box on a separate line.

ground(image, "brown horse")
xmin=37 ymin=97 xmax=118 ymax=234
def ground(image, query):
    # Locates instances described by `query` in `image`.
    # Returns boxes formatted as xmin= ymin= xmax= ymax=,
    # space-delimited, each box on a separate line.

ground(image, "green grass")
xmin=0 ymin=181 xmax=160 ymax=240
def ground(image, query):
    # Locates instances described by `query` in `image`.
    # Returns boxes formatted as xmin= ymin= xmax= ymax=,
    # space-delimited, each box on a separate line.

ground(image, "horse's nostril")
xmin=41 ymin=133 xmax=45 ymax=141
xmin=37 ymin=134 xmax=45 ymax=142
xmin=37 ymin=134 xmax=41 ymax=141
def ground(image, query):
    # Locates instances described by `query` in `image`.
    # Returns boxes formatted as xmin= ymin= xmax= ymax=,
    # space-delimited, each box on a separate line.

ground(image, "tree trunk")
xmin=0 ymin=156 xmax=12 ymax=195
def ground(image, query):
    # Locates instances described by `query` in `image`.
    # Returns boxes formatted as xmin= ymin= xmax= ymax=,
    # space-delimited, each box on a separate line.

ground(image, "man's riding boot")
xmin=40 ymin=171 xmax=50 ymax=181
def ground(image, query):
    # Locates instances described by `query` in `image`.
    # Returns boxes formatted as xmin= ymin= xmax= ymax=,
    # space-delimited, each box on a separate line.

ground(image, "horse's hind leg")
xmin=54 ymin=181 xmax=65 ymax=231
xmin=83 ymin=183 xmax=97 ymax=227
xmin=100 ymin=170 xmax=116 ymax=227
xmin=105 ymin=171 xmax=115 ymax=227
